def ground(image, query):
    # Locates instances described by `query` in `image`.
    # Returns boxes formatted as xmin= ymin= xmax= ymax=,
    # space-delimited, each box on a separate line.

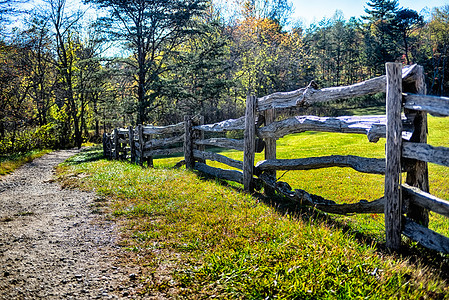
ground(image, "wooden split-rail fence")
xmin=103 ymin=63 xmax=449 ymax=253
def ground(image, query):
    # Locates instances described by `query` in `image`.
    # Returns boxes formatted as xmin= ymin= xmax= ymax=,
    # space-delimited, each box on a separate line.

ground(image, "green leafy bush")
xmin=0 ymin=123 xmax=65 ymax=155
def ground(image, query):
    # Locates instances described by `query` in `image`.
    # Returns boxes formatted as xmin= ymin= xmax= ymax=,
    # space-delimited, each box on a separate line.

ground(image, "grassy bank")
xmin=57 ymin=139 xmax=449 ymax=298
xmin=0 ymin=149 xmax=52 ymax=177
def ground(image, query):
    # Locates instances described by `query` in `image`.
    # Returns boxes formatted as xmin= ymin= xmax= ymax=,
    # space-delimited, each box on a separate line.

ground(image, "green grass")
xmin=57 ymin=114 xmax=449 ymax=299
xmin=191 ymin=116 xmax=449 ymax=240
xmin=0 ymin=149 xmax=52 ymax=177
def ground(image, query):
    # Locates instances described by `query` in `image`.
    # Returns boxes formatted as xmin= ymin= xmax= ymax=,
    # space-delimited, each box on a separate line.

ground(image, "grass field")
xmin=153 ymin=115 xmax=449 ymax=239
xmin=56 ymin=115 xmax=449 ymax=299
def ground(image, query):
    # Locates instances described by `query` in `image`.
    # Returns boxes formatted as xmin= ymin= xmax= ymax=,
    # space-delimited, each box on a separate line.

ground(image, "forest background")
xmin=1 ymin=0 xmax=448 ymax=153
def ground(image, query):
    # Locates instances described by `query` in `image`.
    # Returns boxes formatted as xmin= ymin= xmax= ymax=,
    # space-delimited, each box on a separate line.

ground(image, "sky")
xmin=9 ymin=0 xmax=449 ymax=31
xmin=290 ymin=0 xmax=449 ymax=26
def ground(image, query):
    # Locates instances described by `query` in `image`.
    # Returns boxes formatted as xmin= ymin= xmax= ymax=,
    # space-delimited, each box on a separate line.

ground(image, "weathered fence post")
xmin=137 ymin=125 xmax=144 ymax=166
xmin=243 ymin=95 xmax=257 ymax=193
xmin=128 ymin=126 xmax=136 ymax=163
xmin=146 ymin=134 xmax=154 ymax=168
xmin=113 ymin=128 xmax=119 ymax=160
xmin=192 ymin=115 xmax=205 ymax=164
xmin=184 ymin=116 xmax=194 ymax=170
xmin=264 ymin=108 xmax=276 ymax=196
xmin=404 ymin=65 xmax=430 ymax=226
xmin=385 ymin=62 xmax=403 ymax=250
xmin=107 ymin=134 xmax=112 ymax=159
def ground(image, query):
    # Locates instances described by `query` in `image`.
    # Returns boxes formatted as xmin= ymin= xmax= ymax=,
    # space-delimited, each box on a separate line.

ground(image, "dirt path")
xmin=0 ymin=150 xmax=141 ymax=299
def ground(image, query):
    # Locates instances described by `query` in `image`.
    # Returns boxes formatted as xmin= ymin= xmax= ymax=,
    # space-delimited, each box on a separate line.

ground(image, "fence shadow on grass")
xmin=64 ymin=146 xmax=105 ymax=166
xmin=259 ymin=189 xmax=449 ymax=281
xmin=193 ymin=170 xmax=449 ymax=281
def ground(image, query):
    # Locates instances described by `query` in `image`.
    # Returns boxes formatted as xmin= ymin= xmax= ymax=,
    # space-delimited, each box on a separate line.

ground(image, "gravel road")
xmin=0 ymin=150 xmax=142 ymax=299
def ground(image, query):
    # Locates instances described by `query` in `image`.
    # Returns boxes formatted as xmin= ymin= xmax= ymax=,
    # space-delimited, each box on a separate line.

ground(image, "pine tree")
xmin=391 ymin=9 xmax=424 ymax=64
xmin=362 ymin=0 xmax=400 ymax=75
xmin=363 ymin=0 xmax=399 ymax=22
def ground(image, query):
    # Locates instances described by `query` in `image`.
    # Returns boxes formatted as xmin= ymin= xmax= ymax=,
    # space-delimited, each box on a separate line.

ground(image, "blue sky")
xmin=14 ymin=0 xmax=449 ymax=30
xmin=291 ymin=0 xmax=448 ymax=26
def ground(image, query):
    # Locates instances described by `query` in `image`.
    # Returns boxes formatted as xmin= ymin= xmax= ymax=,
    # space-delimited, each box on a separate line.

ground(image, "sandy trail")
xmin=0 ymin=150 xmax=140 ymax=299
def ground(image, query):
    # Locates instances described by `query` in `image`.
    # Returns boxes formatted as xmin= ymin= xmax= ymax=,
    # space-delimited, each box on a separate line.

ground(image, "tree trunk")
xmin=74 ymin=116 xmax=82 ymax=149
xmin=95 ymin=120 xmax=100 ymax=138
xmin=0 ymin=121 xmax=4 ymax=140
xmin=136 ymin=28 xmax=147 ymax=125
xmin=403 ymin=31 xmax=410 ymax=65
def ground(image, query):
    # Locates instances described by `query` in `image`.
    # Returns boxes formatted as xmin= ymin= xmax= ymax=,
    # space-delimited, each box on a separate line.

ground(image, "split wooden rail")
xmin=103 ymin=120 xmax=190 ymax=167
xmin=103 ymin=63 xmax=449 ymax=253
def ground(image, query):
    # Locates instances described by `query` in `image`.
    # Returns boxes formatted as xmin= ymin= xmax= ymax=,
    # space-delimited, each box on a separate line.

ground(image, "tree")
xmin=240 ymin=0 xmax=292 ymax=26
xmin=344 ymin=17 xmax=366 ymax=84
xmin=45 ymin=0 xmax=93 ymax=148
xmin=303 ymin=12 xmax=366 ymax=87
xmin=231 ymin=10 xmax=306 ymax=97
xmin=157 ymin=19 xmax=234 ymax=124
xmin=392 ymin=8 xmax=424 ymax=64
xmin=426 ymin=6 xmax=449 ymax=96
xmin=363 ymin=0 xmax=399 ymax=22
xmin=0 ymin=39 xmax=35 ymax=152
xmin=85 ymin=0 xmax=207 ymax=125
xmin=329 ymin=12 xmax=346 ymax=86
xmin=304 ymin=19 xmax=333 ymax=85
xmin=362 ymin=0 xmax=400 ymax=75
xmin=21 ymin=16 xmax=56 ymax=127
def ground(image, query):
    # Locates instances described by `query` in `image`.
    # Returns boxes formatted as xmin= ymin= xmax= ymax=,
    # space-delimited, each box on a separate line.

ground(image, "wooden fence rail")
xmin=103 ymin=63 xmax=449 ymax=254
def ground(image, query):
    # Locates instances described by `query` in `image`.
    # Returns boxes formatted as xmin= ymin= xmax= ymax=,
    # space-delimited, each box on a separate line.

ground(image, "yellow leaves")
xmin=428 ymin=7 xmax=449 ymax=44
xmin=234 ymin=15 xmax=303 ymax=55
xmin=232 ymin=14 xmax=305 ymax=93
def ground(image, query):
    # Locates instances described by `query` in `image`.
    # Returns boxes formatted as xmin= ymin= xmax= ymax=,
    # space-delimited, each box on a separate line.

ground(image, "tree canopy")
xmin=1 ymin=0 xmax=449 ymax=154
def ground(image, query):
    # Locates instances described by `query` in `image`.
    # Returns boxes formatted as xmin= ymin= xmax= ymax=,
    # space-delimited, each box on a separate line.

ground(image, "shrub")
xmin=0 ymin=123 xmax=63 ymax=155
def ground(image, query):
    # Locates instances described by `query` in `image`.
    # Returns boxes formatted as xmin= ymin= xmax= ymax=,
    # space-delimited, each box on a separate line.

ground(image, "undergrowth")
xmin=57 ymin=141 xmax=449 ymax=299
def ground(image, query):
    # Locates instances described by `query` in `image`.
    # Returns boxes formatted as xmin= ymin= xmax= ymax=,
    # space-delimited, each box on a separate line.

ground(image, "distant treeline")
xmin=1 ymin=0 xmax=448 ymax=154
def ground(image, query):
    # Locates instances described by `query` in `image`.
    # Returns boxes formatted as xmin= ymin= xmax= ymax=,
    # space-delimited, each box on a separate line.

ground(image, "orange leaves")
xmin=235 ymin=16 xmax=284 ymax=45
